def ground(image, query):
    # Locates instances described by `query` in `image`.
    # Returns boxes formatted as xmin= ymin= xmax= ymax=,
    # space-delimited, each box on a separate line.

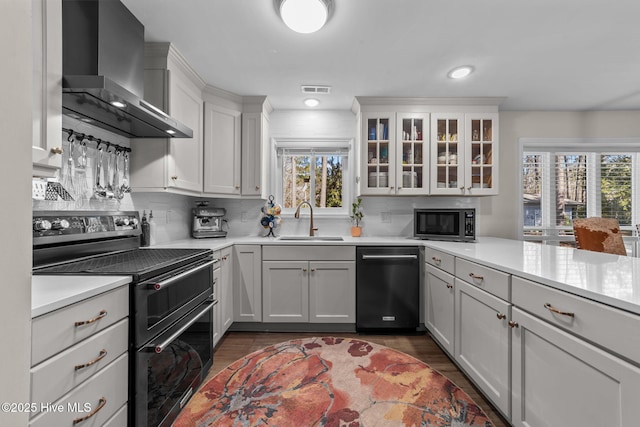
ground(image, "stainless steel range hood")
xmin=62 ymin=0 xmax=193 ymax=138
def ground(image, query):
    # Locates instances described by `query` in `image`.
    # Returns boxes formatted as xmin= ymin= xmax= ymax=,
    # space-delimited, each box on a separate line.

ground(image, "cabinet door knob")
xmin=50 ymin=146 xmax=64 ymax=155
xmin=468 ymin=272 xmax=484 ymax=281
xmin=467 ymin=186 xmax=472 ymax=191
xmin=508 ymin=320 xmax=519 ymax=328
xmin=171 ymin=176 xmax=178 ymax=180
xmin=446 ymin=283 xmax=453 ymax=289
xmin=302 ymin=268 xmax=307 ymax=272
xmin=310 ymin=268 xmax=316 ymax=272
xmin=431 ymin=256 xmax=441 ymax=264
xmin=496 ymin=312 xmax=506 ymax=320
xmin=255 ymin=185 xmax=260 ymax=191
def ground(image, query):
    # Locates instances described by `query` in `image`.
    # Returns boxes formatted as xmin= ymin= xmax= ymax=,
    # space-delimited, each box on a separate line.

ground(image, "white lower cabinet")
xmin=511 ymin=307 xmax=640 ymax=427
xmin=221 ymin=247 xmax=234 ymax=332
xmin=212 ymin=259 xmax=223 ymax=347
xmin=424 ymin=264 xmax=455 ymax=355
xmin=454 ymin=279 xmax=511 ymax=418
xmin=233 ymin=245 xmax=262 ymax=322
xmin=30 ymin=285 xmax=129 ymax=426
xmin=262 ymin=246 xmax=355 ymax=324
xmin=308 ymin=261 xmax=355 ymax=323
xmin=263 ymin=261 xmax=309 ymax=322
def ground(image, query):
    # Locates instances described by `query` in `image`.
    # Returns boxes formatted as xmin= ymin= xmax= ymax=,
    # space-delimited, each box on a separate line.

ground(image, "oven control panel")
xmin=33 ymin=211 xmax=140 ymax=241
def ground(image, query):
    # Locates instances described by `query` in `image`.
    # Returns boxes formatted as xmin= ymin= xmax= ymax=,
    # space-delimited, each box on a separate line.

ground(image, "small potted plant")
xmin=350 ymin=197 xmax=364 ymax=237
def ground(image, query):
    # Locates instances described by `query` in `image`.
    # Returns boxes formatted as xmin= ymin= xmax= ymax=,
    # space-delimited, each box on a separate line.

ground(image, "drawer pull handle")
xmin=508 ymin=320 xmax=519 ymax=328
xmin=75 ymin=310 xmax=107 ymax=327
xmin=74 ymin=349 xmax=108 ymax=371
xmin=496 ymin=312 xmax=506 ymax=320
xmin=544 ymin=303 xmax=575 ymax=318
xmin=431 ymin=256 xmax=441 ymax=264
xmin=468 ymin=273 xmax=484 ymax=281
xmin=72 ymin=397 xmax=106 ymax=424
xmin=446 ymin=283 xmax=453 ymax=289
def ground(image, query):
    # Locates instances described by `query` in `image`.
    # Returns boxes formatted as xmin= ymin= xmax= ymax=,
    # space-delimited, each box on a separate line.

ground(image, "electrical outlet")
xmin=32 ymin=179 xmax=47 ymax=200
xmin=381 ymin=212 xmax=391 ymax=223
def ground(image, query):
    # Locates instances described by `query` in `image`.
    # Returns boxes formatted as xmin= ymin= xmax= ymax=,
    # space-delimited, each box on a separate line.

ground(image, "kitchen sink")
xmin=277 ymin=236 xmax=344 ymax=241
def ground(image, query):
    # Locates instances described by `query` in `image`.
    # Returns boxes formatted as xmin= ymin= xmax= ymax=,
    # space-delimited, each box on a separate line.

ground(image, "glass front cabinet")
xmin=359 ymin=108 xmax=498 ymax=197
xmin=361 ymin=112 xmax=428 ymax=195
xmin=430 ymin=113 xmax=498 ymax=196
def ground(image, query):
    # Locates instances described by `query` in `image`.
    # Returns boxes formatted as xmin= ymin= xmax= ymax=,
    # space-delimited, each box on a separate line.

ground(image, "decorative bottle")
xmin=148 ymin=210 xmax=156 ymax=246
xmin=140 ymin=210 xmax=150 ymax=247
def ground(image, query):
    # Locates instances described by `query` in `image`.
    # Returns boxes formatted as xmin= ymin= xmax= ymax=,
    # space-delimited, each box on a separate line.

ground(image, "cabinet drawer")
xmin=263 ymin=245 xmax=355 ymax=261
xmin=32 ymin=286 xmax=128 ymax=365
xmin=455 ymin=258 xmax=510 ymax=300
xmin=425 ymin=247 xmax=455 ymax=274
xmin=512 ymin=276 xmax=640 ymax=364
xmin=31 ymin=319 xmax=128 ymax=407
xmin=29 ymin=353 xmax=128 ymax=427
xmin=103 ymin=404 xmax=127 ymax=427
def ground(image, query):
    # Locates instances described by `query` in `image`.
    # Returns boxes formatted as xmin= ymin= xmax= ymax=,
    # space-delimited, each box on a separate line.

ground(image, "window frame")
xmin=272 ymin=137 xmax=353 ymax=217
xmin=518 ymin=137 xmax=640 ymax=245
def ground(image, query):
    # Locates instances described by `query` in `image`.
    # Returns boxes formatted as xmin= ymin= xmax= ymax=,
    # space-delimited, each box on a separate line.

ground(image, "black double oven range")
xmin=32 ymin=211 xmax=216 ymax=427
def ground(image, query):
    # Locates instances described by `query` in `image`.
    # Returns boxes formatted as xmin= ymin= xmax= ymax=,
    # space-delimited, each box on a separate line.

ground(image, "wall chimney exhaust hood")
xmin=62 ymin=0 xmax=193 ymax=139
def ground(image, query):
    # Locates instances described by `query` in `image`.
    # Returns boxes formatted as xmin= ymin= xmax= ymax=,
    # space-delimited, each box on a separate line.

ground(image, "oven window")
xmin=141 ymin=303 xmax=213 ymax=427
xmin=146 ymin=264 xmax=212 ymax=329
xmin=419 ymin=212 xmax=460 ymax=235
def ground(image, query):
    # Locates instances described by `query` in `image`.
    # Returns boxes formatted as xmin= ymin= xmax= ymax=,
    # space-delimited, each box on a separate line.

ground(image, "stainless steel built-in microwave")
xmin=414 ymin=208 xmax=475 ymax=242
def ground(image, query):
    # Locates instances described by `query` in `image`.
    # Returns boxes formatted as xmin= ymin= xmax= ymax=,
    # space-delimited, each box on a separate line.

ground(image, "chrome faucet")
xmin=294 ymin=200 xmax=318 ymax=236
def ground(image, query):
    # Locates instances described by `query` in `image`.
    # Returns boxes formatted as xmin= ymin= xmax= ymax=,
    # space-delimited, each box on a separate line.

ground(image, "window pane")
xmin=601 ymin=154 xmax=632 ymax=226
xmin=554 ymin=154 xmax=587 ymax=225
xmin=282 ymin=155 xmax=312 ymax=209
xmin=313 ymin=155 xmax=343 ymax=208
xmin=523 ymin=154 xmax=542 ymax=229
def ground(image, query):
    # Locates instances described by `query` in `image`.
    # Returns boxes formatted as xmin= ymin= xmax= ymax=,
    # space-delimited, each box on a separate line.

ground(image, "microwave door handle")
xmin=146 ymin=301 xmax=214 ymax=353
xmin=149 ymin=260 xmax=214 ymax=290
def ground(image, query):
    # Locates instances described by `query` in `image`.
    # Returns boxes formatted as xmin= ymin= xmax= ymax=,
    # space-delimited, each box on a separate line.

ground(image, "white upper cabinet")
xmin=130 ymin=43 xmax=204 ymax=194
xmin=464 ymin=113 xmax=498 ymax=195
xmin=430 ymin=113 xmax=465 ymax=194
xmin=360 ymin=112 xmax=397 ymax=195
xmin=32 ymin=0 xmax=63 ymax=176
xmin=430 ymin=112 xmax=499 ymax=195
xmin=355 ymin=98 xmax=500 ymax=196
xmin=241 ymin=98 xmax=271 ymax=198
xmin=203 ymin=96 xmax=242 ymax=196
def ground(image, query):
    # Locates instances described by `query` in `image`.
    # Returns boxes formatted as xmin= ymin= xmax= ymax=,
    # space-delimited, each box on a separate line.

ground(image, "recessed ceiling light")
xmin=304 ymin=98 xmax=320 ymax=107
xmin=448 ymin=66 xmax=474 ymax=79
xmin=111 ymin=101 xmax=126 ymax=108
xmin=278 ymin=0 xmax=332 ymax=34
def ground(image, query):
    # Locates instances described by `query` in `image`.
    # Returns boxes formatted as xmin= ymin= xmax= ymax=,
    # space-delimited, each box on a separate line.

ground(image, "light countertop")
xmin=32 ymin=235 xmax=640 ymax=318
xmin=32 ymin=275 xmax=131 ymax=318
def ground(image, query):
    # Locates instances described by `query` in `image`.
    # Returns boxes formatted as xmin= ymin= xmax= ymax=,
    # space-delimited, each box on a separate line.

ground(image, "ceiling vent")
xmin=301 ymin=85 xmax=332 ymax=95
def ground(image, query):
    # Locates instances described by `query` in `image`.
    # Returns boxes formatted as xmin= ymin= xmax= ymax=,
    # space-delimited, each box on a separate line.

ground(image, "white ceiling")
xmin=121 ymin=0 xmax=640 ymax=112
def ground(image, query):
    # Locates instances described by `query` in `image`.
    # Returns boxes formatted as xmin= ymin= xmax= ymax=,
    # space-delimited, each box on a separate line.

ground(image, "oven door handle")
xmin=146 ymin=301 xmax=214 ymax=353
xmin=150 ymin=260 xmax=215 ymax=290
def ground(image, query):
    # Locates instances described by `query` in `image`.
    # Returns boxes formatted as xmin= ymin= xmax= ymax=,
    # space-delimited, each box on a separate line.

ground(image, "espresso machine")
xmin=191 ymin=202 xmax=227 ymax=238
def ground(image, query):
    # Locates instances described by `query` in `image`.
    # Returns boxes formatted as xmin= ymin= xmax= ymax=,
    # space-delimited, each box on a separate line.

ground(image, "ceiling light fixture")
xmin=448 ymin=65 xmax=474 ymax=79
xmin=277 ymin=0 xmax=333 ymax=34
xmin=304 ymin=98 xmax=320 ymax=107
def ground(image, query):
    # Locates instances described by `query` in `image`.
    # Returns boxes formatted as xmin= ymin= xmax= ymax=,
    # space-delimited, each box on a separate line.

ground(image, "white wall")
xmin=482 ymin=111 xmax=640 ymax=239
xmin=1 ymin=1 xmax=33 ymax=424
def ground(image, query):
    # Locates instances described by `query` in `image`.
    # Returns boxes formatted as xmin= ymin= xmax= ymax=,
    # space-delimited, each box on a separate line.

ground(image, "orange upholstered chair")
xmin=572 ymin=217 xmax=627 ymax=256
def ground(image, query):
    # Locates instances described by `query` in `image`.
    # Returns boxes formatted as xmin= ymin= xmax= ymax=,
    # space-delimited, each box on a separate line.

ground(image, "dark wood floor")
xmin=207 ymin=331 xmax=510 ymax=427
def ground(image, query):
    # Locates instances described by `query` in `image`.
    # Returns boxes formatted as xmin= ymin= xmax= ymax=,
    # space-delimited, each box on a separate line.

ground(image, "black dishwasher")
xmin=356 ymin=246 xmax=421 ymax=332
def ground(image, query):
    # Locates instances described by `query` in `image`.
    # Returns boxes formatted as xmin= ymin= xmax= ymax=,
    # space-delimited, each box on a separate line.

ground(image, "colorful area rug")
xmin=174 ymin=337 xmax=494 ymax=426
